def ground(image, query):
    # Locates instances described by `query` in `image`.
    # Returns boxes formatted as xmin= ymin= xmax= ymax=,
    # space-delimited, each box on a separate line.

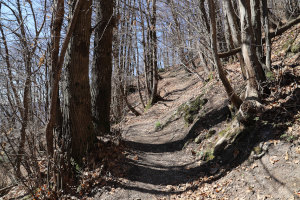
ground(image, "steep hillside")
xmin=93 ymin=23 xmax=300 ymax=200
xmin=3 ymin=19 xmax=300 ymax=200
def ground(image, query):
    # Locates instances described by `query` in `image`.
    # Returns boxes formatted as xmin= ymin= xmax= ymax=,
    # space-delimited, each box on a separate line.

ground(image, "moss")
xmin=177 ymin=95 xmax=207 ymax=125
xmin=218 ymin=130 xmax=226 ymax=137
xmin=291 ymin=42 xmax=300 ymax=53
xmin=218 ymin=126 xmax=231 ymax=137
xmin=144 ymin=101 xmax=152 ymax=112
xmin=266 ymin=71 xmax=275 ymax=81
xmin=280 ymin=133 xmax=298 ymax=142
xmin=202 ymin=149 xmax=215 ymax=161
xmin=253 ymin=145 xmax=262 ymax=154
xmin=155 ymin=121 xmax=162 ymax=131
xmin=208 ymin=72 xmax=214 ymax=82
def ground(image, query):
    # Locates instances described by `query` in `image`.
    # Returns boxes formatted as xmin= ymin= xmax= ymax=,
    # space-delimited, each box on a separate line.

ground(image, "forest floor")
xmin=94 ymin=24 xmax=300 ymax=200
xmin=2 ymin=23 xmax=300 ymax=200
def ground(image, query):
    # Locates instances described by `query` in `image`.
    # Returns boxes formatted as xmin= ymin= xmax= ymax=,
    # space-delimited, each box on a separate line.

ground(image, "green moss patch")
xmin=177 ymin=95 xmax=208 ymax=125
xmin=201 ymin=149 xmax=215 ymax=161
xmin=155 ymin=121 xmax=163 ymax=131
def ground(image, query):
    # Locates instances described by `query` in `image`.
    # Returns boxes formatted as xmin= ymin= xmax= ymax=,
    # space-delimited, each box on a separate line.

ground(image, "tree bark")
xmin=262 ymin=0 xmax=272 ymax=70
xmin=149 ymin=0 xmax=159 ymax=105
xmin=46 ymin=0 xmax=85 ymax=157
xmin=47 ymin=0 xmax=64 ymax=156
xmin=208 ymin=0 xmax=242 ymax=109
xmin=218 ymin=15 xmax=300 ymax=58
xmin=239 ymin=0 xmax=264 ymax=99
xmin=62 ymin=0 xmax=94 ymax=164
xmin=250 ymin=0 xmax=263 ymax=61
xmin=92 ymin=0 xmax=114 ymax=135
xmin=223 ymin=0 xmax=247 ymax=79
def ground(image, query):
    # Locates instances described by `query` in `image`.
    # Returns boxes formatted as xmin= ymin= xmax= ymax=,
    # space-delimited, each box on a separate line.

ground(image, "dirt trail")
xmin=96 ymin=64 xmax=300 ymax=200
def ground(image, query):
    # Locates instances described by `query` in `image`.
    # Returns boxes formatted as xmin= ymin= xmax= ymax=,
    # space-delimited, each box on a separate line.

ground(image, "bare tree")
xmin=262 ymin=0 xmax=272 ymax=70
xmin=222 ymin=0 xmax=247 ymax=78
xmin=62 ymin=0 xmax=94 ymax=164
xmin=92 ymin=0 xmax=114 ymax=135
xmin=208 ymin=0 xmax=242 ymax=109
xmin=46 ymin=0 xmax=86 ymax=160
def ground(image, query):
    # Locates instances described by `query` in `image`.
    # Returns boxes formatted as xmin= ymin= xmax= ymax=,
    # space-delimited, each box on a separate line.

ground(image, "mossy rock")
xmin=177 ymin=95 xmax=208 ymax=125
xmin=200 ymin=149 xmax=215 ymax=161
xmin=253 ymin=145 xmax=262 ymax=155
xmin=212 ymin=119 xmax=249 ymax=156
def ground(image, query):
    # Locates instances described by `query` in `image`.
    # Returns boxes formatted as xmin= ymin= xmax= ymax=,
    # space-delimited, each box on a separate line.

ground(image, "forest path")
xmin=97 ymin=24 xmax=300 ymax=198
xmin=96 ymin=65 xmax=235 ymax=199
xmin=97 ymin=61 xmax=300 ymax=199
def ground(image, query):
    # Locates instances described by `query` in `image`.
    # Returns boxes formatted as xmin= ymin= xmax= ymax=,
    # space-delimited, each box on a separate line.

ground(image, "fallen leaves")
xmin=295 ymin=147 xmax=300 ymax=154
xmin=251 ymin=163 xmax=258 ymax=169
xmin=285 ymin=151 xmax=289 ymax=160
xmin=269 ymin=156 xmax=280 ymax=164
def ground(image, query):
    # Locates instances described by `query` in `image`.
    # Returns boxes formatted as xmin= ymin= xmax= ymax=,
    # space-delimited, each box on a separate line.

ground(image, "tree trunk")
xmin=239 ymin=0 xmax=266 ymax=85
xmin=250 ymin=0 xmax=263 ymax=61
xmin=47 ymin=0 xmax=64 ymax=156
xmin=239 ymin=0 xmax=264 ymax=100
xmin=120 ymin=84 xmax=141 ymax=116
xmin=218 ymin=15 xmax=300 ymax=58
xmin=208 ymin=0 xmax=242 ymax=109
xmin=223 ymin=0 xmax=247 ymax=79
xmin=92 ymin=0 xmax=114 ymax=135
xmin=199 ymin=0 xmax=210 ymax=33
xmin=262 ymin=0 xmax=272 ymax=70
xmin=46 ymin=0 xmax=85 ymax=158
xmin=62 ymin=0 xmax=94 ymax=164
xmin=223 ymin=12 xmax=235 ymax=54
xmin=149 ymin=0 xmax=159 ymax=105
xmin=135 ymin=20 xmax=146 ymax=108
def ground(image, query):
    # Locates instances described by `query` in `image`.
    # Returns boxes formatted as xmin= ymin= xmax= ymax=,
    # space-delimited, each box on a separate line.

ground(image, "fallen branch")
xmin=218 ymin=16 xmax=300 ymax=58
xmin=0 ymin=184 xmax=17 ymax=195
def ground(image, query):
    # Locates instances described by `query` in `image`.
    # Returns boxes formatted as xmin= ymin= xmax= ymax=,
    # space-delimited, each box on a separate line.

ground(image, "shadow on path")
xmin=123 ymin=104 xmax=231 ymax=153
xmin=115 ymin=85 xmax=300 ymax=197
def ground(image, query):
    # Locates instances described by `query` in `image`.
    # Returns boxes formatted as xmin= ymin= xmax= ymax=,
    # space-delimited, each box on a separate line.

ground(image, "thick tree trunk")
xmin=62 ymin=0 xmax=94 ymax=163
xmin=208 ymin=0 xmax=242 ymax=109
xmin=92 ymin=0 xmax=114 ymax=135
xmin=250 ymin=0 xmax=263 ymax=61
xmin=239 ymin=0 xmax=266 ymax=85
xmin=46 ymin=0 xmax=84 ymax=158
xmin=47 ymin=0 xmax=64 ymax=156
